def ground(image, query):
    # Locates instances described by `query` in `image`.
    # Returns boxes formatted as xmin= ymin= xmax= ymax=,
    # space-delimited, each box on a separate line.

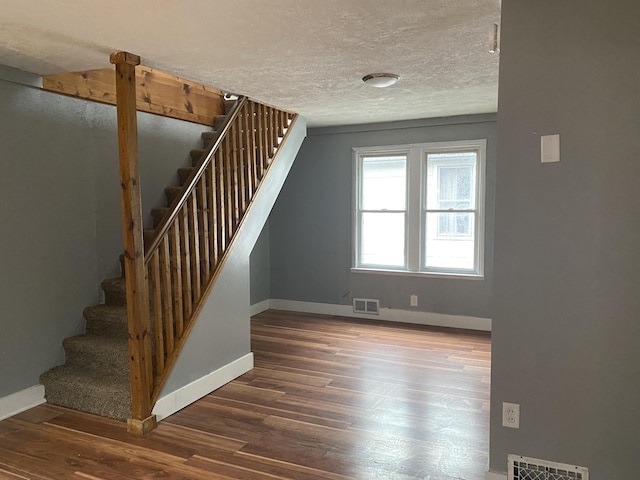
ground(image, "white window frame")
xmin=352 ymin=139 xmax=486 ymax=278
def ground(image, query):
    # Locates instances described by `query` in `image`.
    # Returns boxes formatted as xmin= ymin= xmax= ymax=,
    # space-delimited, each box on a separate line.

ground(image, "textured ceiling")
xmin=0 ymin=0 xmax=500 ymax=127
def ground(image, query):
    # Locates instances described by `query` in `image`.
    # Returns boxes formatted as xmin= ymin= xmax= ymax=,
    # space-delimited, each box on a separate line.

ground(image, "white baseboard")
xmin=485 ymin=471 xmax=507 ymax=480
xmin=266 ymin=299 xmax=491 ymax=332
xmin=250 ymin=299 xmax=270 ymax=316
xmin=153 ymin=353 xmax=254 ymax=421
xmin=0 ymin=385 xmax=46 ymax=421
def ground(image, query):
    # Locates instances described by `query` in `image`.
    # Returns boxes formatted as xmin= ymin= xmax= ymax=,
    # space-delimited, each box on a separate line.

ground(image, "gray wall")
xmin=490 ymin=1 xmax=640 ymax=477
xmin=268 ymin=115 xmax=496 ymax=318
xmin=250 ymin=221 xmax=271 ymax=305
xmin=0 ymin=66 xmax=204 ymax=398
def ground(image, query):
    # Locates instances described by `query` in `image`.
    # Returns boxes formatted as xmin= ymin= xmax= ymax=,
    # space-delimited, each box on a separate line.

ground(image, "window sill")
xmin=350 ymin=267 xmax=484 ymax=280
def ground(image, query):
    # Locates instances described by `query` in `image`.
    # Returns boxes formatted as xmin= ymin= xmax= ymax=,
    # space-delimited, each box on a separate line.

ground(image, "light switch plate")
xmin=541 ymin=134 xmax=560 ymax=163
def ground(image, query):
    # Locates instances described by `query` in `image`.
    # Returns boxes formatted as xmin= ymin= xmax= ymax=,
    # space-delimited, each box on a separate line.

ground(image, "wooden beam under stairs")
xmin=42 ymin=63 xmax=225 ymax=126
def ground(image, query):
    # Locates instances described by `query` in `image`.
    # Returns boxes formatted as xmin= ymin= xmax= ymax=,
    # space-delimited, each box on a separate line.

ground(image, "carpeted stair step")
xmin=151 ymin=207 xmax=169 ymax=228
xmin=62 ymin=334 xmax=129 ymax=376
xmin=165 ymin=185 xmax=184 ymax=204
xmin=201 ymin=130 xmax=219 ymax=148
xmin=178 ymin=167 xmax=195 ymax=185
xmin=223 ymin=98 xmax=236 ymax=114
xmin=213 ymin=114 xmax=226 ymax=130
xmin=40 ymin=364 xmax=130 ymax=421
xmin=84 ymin=304 xmax=128 ymax=339
xmin=102 ymin=277 xmax=126 ymax=306
xmin=190 ymin=149 xmax=206 ymax=166
xmin=144 ymin=228 xmax=156 ymax=246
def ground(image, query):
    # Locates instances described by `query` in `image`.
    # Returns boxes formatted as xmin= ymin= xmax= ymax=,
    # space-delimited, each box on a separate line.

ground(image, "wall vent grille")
xmin=508 ymin=455 xmax=589 ymax=480
xmin=353 ymin=298 xmax=379 ymax=315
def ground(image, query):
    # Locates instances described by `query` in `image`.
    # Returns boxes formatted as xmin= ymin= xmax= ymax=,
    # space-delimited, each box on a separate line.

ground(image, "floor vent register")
xmin=508 ymin=454 xmax=588 ymax=480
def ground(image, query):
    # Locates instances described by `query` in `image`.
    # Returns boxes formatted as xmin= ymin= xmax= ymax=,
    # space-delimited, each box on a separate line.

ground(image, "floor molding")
xmin=250 ymin=299 xmax=270 ymax=316
xmin=153 ymin=353 xmax=254 ymax=421
xmin=0 ymin=385 xmax=46 ymax=421
xmin=485 ymin=471 xmax=507 ymax=480
xmin=261 ymin=299 xmax=491 ymax=331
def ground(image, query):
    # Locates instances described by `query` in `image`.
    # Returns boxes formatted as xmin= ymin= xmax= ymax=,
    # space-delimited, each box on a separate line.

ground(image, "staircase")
xmin=40 ymin=96 xmax=298 ymax=422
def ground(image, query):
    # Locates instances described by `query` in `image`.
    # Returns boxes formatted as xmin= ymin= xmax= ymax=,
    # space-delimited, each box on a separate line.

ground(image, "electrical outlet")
xmin=502 ymin=402 xmax=520 ymax=429
xmin=410 ymin=295 xmax=418 ymax=307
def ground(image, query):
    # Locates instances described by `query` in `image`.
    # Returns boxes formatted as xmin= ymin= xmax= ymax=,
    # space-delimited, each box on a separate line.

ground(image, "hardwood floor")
xmin=0 ymin=310 xmax=491 ymax=480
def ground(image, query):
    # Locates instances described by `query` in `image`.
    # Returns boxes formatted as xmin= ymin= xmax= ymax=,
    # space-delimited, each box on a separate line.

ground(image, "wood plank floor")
xmin=0 ymin=310 xmax=491 ymax=480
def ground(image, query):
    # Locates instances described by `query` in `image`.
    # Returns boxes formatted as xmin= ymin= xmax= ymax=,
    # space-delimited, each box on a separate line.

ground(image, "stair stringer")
xmin=152 ymin=115 xmax=307 ymax=421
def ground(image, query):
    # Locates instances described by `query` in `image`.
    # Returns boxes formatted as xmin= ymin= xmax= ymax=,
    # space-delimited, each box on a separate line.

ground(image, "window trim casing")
xmin=354 ymin=148 xmax=411 ymax=270
xmin=352 ymin=139 xmax=486 ymax=278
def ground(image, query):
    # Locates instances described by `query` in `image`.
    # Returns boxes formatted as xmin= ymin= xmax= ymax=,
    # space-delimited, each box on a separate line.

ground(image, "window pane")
xmin=437 ymin=212 xmax=472 ymax=236
xmin=362 ymin=155 xmax=406 ymax=210
xmin=426 ymin=152 xmax=476 ymax=210
xmin=438 ymin=165 xmax=472 ymax=209
xmin=360 ymin=212 xmax=405 ymax=266
xmin=425 ymin=212 xmax=475 ymax=270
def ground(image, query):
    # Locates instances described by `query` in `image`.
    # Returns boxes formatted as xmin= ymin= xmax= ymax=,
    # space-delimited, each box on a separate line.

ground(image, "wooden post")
xmin=110 ymin=51 xmax=157 ymax=434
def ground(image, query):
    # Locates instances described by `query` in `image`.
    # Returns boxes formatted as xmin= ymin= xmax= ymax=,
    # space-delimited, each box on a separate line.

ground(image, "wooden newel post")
xmin=110 ymin=51 xmax=156 ymax=434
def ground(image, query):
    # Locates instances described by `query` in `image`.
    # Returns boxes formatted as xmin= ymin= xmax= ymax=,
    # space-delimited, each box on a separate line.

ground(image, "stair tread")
xmin=62 ymin=334 xmax=129 ymax=375
xmin=63 ymin=333 xmax=128 ymax=351
xmin=151 ymin=207 xmax=169 ymax=228
xmin=84 ymin=304 xmax=127 ymax=321
xmin=164 ymin=185 xmax=184 ymax=205
xmin=101 ymin=277 xmax=125 ymax=292
xmin=101 ymin=277 xmax=126 ymax=306
xmin=84 ymin=304 xmax=128 ymax=339
xmin=201 ymin=130 xmax=218 ymax=147
xmin=213 ymin=115 xmax=225 ymax=130
xmin=190 ymin=149 xmax=206 ymax=166
xmin=40 ymin=364 xmax=130 ymax=421
xmin=178 ymin=167 xmax=195 ymax=185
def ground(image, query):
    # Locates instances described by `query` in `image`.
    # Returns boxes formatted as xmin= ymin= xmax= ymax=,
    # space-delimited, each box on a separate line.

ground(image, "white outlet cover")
xmin=502 ymin=402 xmax=520 ymax=429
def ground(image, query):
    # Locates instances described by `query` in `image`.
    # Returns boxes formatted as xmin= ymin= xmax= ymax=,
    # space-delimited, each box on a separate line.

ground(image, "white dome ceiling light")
xmin=362 ymin=73 xmax=399 ymax=88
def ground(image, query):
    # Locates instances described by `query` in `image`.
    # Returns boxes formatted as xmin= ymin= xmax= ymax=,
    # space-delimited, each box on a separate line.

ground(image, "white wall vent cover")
xmin=353 ymin=298 xmax=379 ymax=315
xmin=508 ymin=454 xmax=589 ymax=480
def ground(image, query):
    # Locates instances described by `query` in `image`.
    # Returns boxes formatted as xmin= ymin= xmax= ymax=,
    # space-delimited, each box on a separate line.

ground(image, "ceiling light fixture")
xmin=362 ymin=73 xmax=399 ymax=88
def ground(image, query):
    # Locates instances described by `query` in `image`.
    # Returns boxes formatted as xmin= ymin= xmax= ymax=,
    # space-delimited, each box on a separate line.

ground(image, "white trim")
xmin=351 ymin=267 xmax=484 ymax=280
xmin=268 ymin=299 xmax=491 ymax=332
xmin=250 ymin=299 xmax=270 ymax=316
xmin=0 ymin=385 xmax=46 ymax=421
xmin=152 ymin=353 xmax=254 ymax=421
xmin=485 ymin=471 xmax=507 ymax=480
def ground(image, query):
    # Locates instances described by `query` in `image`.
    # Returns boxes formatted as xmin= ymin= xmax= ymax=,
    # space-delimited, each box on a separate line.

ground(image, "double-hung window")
xmin=353 ymin=140 xmax=486 ymax=277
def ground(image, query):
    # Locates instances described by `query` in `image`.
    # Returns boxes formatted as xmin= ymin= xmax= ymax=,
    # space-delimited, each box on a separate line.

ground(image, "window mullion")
xmin=406 ymin=148 xmax=421 ymax=271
